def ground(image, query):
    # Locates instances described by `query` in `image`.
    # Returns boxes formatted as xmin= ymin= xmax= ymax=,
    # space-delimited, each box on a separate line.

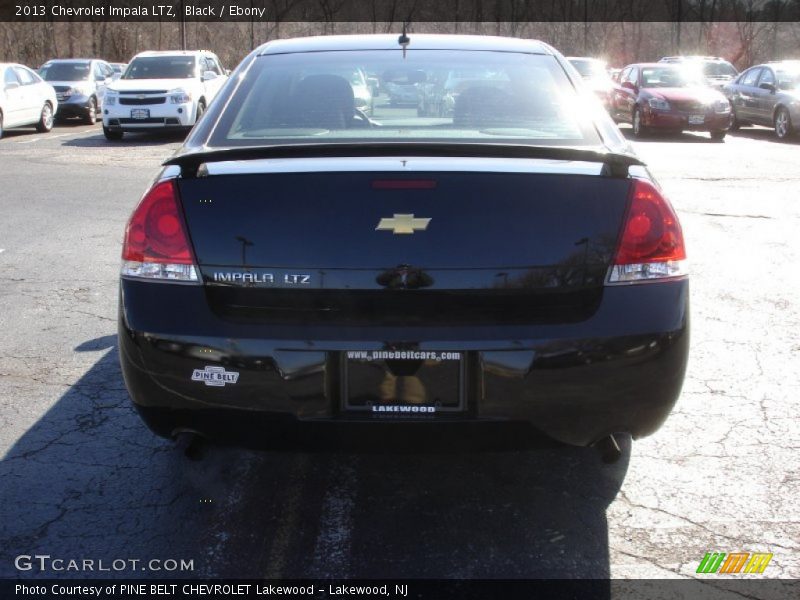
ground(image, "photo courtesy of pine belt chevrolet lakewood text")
xmin=118 ymin=35 xmax=689 ymax=461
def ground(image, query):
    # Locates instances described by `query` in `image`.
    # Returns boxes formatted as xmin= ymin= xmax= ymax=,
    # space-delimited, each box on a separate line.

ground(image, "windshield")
xmin=569 ymin=58 xmax=608 ymax=79
xmin=123 ymin=56 xmax=196 ymax=80
xmin=40 ymin=62 xmax=90 ymax=82
xmin=702 ymin=62 xmax=737 ymax=78
xmin=210 ymin=50 xmax=601 ymax=148
xmin=641 ymin=66 xmax=703 ymax=88
xmin=776 ymin=68 xmax=800 ymax=89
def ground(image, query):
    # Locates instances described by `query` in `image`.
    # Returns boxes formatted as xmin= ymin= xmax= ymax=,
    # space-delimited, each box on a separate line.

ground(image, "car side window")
xmin=4 ymin=67 xmax=19 ymax=87
xmin=741 ymin=68 xmax=761 ymax=87
xmin=13 ymin=66 xmax=36 ymax=85
xmin=206 ymin=56 xmax=223 ymax=75
xmin=93 ymin=62 xmax=106 ymax=81
xmin=624 ymin=67 xmax=638 ymax=86
xmin=199 ymin=57 xmax=209 ymax=75
xmin=758 ymin=68 xmax=775 ymax=86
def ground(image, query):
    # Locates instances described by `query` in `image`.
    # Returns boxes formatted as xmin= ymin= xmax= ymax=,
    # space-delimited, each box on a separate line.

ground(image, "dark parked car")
xmin=38 ymin=58 xmax=113 ymax=123
xmin=119 ymin=35 xmax=689 ymax=455
xmin=723 ymin=60 xmax=800 ymax=140
xmin=611 ymin=62 xmax=731 ymax=140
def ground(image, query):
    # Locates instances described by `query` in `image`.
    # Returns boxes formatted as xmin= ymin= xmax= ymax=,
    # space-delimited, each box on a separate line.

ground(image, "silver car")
xmin=724 ymin=60 xmax=800 ymax=140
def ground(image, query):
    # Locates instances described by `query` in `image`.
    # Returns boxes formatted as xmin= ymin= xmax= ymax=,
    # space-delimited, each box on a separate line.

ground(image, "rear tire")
xmin=103 ymin=125 xmax=123 ymax=141
xmin=35 ymin=102 xmax=54 ymax=132
xmin=729 ymin=109 xmax=741 ymax=131
xmin=710 ymin=130 xmax=726 ymax=142
xmin=632 ymin=107 xmax=648 ymax=138
xmin=83 ymin=97 xmax=97 ymax=124
xmin=774 ymin=107 xmax=794 ymax=140
xmin=194 ymin=100 xmax=206 ymax=124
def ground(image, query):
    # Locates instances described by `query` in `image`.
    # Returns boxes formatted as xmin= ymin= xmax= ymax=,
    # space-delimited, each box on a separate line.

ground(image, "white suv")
xmin=102 ymin=50 xmax=227 ymax=140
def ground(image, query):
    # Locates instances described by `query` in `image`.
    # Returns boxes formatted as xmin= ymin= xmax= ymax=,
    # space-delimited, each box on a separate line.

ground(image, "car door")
xmin=617 ymin=66 xmax=639 ymax=123
xmin=200 ymin=54 xmax=226 ymax=103
xmin=732 ymin=67 xmax=761 ymax=122
xmin=753 ymin=67 xmax=778 ymax=125
xmin=92 ymin=61 xmax=111 ymax=107
xmin=611 ymin=67 xmax=633 ymax=121
xmin=14 ymin=66 xmax=45 ymax=124
xmin=2 ymin=66 xmax=27 ymax=127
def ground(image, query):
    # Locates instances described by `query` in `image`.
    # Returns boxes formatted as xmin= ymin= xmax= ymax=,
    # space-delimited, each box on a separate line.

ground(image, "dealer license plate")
xmin=130 ymin=109 xmax=150 ymax=120
xmin=688 ymin=114 xmax=705 ymax=125
xmin=342 ymin=350 xmax=465 ymax=414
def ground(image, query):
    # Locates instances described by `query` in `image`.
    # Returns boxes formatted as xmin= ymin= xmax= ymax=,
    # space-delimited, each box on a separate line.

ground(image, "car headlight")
xmin=169 ymin=89 xmax=192 ymax=104
xmin=648 ymin=98 xmax=670 ymax=111
xmin=713 ymin=99 xmax=731 ymax=113
xmin=104 ymin=93 xmax=117 ymax=106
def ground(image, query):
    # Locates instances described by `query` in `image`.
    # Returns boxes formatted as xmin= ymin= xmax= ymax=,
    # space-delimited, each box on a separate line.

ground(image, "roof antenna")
xmin=398 ymin=20 xmax=411 ymax=59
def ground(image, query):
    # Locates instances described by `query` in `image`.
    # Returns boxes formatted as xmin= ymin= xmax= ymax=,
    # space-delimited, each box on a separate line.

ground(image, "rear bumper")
xmin=119 ymin=278 xmax=689 ymax=447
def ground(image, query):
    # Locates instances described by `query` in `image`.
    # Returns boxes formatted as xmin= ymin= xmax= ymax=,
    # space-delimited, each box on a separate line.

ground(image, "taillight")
xmin=607 ymin=179 xmax=687 ymax=284
xmin=121 ymin=179 xmax=198 ymax=282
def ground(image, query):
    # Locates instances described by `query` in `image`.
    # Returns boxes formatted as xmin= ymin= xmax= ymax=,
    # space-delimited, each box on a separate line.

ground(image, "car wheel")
xmin=83 ymin=97 xmax=97 ymax=124
xmin=0 ymin=110 xmax=4 ymax=140
xmin=774 ymin=107 xmax=794 ymax=140
xmin=35 ymin=102 xmax=54 ymax=132
xmin=103 ymin=125 xmax=123 ymax=141
xmin=710 ymin=130 xmax=726 ymax=142
xmin=729 ymin=109 xmax=741 ymax=131
xmin=195 ymin=100 xmax=206 ymax=124
xmin=632 ymin=107 xmax=648 ymax=138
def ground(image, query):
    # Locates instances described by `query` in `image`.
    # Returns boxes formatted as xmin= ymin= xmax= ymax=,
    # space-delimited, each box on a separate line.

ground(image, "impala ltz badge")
xmin=191 ymin=366 xmax=239 ymax=387
xmin=376 ymin=214 xmax=431 ymax=234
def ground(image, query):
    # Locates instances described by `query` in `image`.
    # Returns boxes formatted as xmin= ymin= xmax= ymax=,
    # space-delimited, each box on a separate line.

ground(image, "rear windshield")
xmin=209 ymin=50 xmax=601 ymax=148
xmin=123 ymin=56 xmax=196 ymax=79
xmin=569 ymin=58 xmax=607 ymax=79
xmin=40 ymin=62 xmax=90 ymax=82
xmin=703 ymin=62 xmax=738 ymax=78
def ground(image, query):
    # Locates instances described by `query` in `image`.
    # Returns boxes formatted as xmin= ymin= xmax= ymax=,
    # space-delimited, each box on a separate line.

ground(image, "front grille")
xmin=672 ymin=100 xmax=707 ymax=112
xmin=120 ymin=97 xmax=166 ymax=105
xmin=120 ymin=90 xmax=168 ymax=95
xmin=117 ymin=117 xmax=175 ymax=125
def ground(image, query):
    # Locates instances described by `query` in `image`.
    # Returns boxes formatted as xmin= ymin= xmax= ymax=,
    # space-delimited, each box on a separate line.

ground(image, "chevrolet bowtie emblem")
xmin=375 ymin=214 xmax=431 ymax=235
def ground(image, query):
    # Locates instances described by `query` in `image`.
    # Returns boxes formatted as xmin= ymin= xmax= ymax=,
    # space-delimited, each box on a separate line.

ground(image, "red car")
xmin=610 ymin=63 xmax=731 ymax=140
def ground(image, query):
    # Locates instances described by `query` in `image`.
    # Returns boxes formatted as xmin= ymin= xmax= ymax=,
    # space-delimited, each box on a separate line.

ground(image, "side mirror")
xmin=621 ymin=81 xmax=637 ymax=92
xmin=5 ymin=81 xmax=20 ymax=91
xmin=201 ymin=70 xmax=218 ymax=82
xmin=224 ymin=69 xmax=231 ymax=76
xmin=759 ymin=82 xmax=776 ymax=93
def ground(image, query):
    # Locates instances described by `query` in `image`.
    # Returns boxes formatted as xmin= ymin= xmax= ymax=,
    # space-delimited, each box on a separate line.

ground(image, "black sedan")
xmin=118 ymin=35 xmax=689 ymax=455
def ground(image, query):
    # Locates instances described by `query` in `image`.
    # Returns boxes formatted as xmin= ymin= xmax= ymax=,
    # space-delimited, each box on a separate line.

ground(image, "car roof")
xmin=255 ymin=34 xmax=553 ymax=56
xmin=132 ymin=50 xmax=210 ymax=58
xmin=627 ymin=63 xmax=681 ymax=69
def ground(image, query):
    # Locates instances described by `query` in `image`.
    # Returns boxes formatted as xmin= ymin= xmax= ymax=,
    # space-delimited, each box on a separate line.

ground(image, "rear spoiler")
xmin=164 ymin=143 xmax=645 ymax=179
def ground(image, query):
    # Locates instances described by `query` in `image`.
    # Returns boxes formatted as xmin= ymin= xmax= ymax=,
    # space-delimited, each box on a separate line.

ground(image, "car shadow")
xmin=728 ymin=126 xmax=800 ymax=144
xmin=61 ymin=130 xmax=187 ymax=148
xmin=0 ymin=335 xmax=629 ymax=586
xmin=620 ymin=126 xmax=721 ymax=143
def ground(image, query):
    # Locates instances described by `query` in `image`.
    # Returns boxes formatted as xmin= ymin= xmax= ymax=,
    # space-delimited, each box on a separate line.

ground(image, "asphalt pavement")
xmin=0 ymin=121 xmax=797 ymax=586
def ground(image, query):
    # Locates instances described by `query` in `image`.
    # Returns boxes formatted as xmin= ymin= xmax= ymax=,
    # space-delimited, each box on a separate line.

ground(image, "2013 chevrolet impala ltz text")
xmin=118 ymin=35 xmax=689 ymax=456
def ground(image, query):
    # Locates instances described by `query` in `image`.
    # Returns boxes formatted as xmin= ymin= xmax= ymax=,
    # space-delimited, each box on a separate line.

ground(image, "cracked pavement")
xmin=0 ymin=122 xmax=797 ymax=588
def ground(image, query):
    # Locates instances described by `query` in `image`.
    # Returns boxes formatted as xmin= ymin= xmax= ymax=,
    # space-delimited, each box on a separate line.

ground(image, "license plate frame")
xmin=688 ymin=114 xmax=705 ymax=125
xmin=341 ymin=350 xmax=466 ymax=414
xmin=130 ymin=108 xmax=150 ymax=120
